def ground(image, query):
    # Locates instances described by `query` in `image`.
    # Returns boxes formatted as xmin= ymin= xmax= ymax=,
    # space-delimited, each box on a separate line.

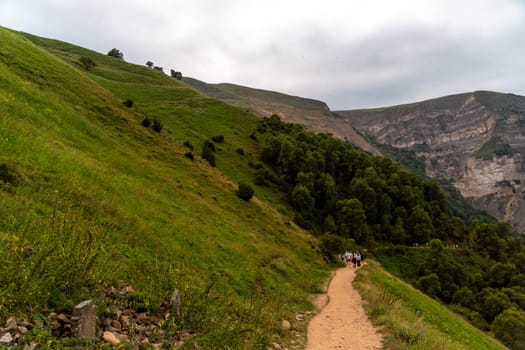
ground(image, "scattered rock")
xmin=22 ymin=245 xmax=34 ymax=259
xmin=0 ymin=332 xmax=13 ymax=344
xmin=120 ymin=285 xmax=134 ymax=296
xmin=57 ymin=314 xmax=70 ymax=324
xmin=180 ymin=329 xmax=192 ymax=341
xmin=295 ymin=314 xmax=304 ymax=321
xmin=72 ymin=299 xmax=96 ymax=338
xmin=105 ymin=286 xmax=119 ymax=298
xmin=4 ymin=317 xmax=18 ymax=332
xmin=272 ymin=341 xmax=282 ymax=349
xmin=170 ymin=289 xmax=182 ymax=320
xmin=111 ymin=320 xmax=122 ymax=331
xmin=103 ymin=331 xmax=121 ymax=345
xmin=281 ymin=319 xmax=291 ymax=330
xmin=121 ymin=315 xmax=131 ymax=328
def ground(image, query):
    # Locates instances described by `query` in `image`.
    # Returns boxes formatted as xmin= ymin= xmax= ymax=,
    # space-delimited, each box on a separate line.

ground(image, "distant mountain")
xmin=183 ymin=77 xmax=380 ymax=155
xmin=337 ymin=91 xmax=525 ymax=232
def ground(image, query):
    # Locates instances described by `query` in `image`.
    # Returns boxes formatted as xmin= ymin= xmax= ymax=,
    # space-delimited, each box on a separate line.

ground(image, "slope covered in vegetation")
xmin=2 ymin=26 xmax=524 ymax=350
xmin=354 ymin=261 xmax=506 ymax=350
xmin=0 ymin=27 xmax=327 ymax=348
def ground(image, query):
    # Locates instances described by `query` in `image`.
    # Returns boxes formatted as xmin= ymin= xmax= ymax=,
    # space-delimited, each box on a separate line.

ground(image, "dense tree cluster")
xmin=78 ymin=56 xmax=96 ymax=71
xmin=255 ymin=115 xmax=454 ymax=244
xmin=378 ymin=231 xmax=525 ymax=349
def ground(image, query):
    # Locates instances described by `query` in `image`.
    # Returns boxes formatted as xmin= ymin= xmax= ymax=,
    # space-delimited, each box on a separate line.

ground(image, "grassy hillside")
xmin=0 ymin=27 xmax=328 ymax=348
xmin=183 ymin=77 xmax=334 ymax=119
xmin=355 ymin=261 xmax=507 ymax=350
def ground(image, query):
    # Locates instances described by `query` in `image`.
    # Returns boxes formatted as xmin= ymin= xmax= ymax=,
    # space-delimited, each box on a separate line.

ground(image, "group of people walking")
xmin=340 ymin=251 xmax=363 ymax=268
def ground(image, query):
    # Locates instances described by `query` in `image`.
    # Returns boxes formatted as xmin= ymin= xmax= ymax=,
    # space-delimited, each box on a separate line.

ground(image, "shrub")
xmin=202 ymin=140 xmax=216 ymax=167
xmin=248 ymin=162 xmax=263 ymax=170
xmin=146 ymin=61 xmax=154 ymax=68
xmin=0 ymin=162 xmax=22 ymax=189
xmin=141 ymin=118 xmax=152 ymax=128
xmin=152 ymin=119 xmax=163 ymax=133
xmin=418 ymin=273 xmax=441 ymax=298
xmin=184 ymin=152 xmax=194 ymax=161
xmin=183 ymin=141 xmax=194 ymax=150
xmin=254 ymin=169 xmax=267 ymax=186
xmin=237 ymin=183 xmax=254 ymax=201
xmin=236 ymin=148 xmax=244 ymax=156
xmin=170 ymin=69 xmax=183 ymax=80
xmin=319 ymin=233 xmax=354 ymax=262
xmin=249 ymin=133 xmax=257 ymax=140
xmin=107 ymin=48 xmax=124 ymax=60
xmin=211 ymin=135 xmax=224 ymax=143
xmin=123 ymin=99 xmax=133 ymax=108
xmin=79 ymin=56 xmax=96 ymax=71
xmin=492 ymin=307 xmax=525 ymax=350
xmin=293 ymin=214 xmax=311 ymax=229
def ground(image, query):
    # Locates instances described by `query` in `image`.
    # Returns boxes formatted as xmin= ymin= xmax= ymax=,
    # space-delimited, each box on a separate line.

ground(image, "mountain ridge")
xmin=183 ymin=77 xmax=380 ymax=155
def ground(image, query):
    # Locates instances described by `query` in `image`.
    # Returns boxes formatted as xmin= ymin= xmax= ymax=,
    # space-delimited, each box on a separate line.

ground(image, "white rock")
xmin=103 ymin=331 xmax=121 ymax=345
xmin=0 ymin=333 xmax=13 ymax=344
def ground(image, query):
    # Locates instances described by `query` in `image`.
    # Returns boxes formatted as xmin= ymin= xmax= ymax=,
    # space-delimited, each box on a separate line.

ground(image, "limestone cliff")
xmin=338 ymin=91 xmax=525 ymax=232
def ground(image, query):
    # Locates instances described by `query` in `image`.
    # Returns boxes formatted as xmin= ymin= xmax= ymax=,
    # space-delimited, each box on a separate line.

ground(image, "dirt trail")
xmin=306 ymin=265 xmax=383 ymax=350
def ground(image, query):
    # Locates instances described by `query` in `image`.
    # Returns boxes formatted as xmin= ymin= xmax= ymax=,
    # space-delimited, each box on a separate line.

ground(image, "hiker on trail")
xmin=356 ymin=252 xmax=362 ymax=267
xmin=343 ymin=251 xmax=350 ymax=265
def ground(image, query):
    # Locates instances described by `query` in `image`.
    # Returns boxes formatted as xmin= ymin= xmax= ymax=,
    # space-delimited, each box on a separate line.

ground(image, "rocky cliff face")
xmin=338 ymin=91 xmax=525 ymax=232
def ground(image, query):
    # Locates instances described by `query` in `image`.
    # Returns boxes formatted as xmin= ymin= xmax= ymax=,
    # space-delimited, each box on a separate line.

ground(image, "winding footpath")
xmin=306 ymin=265 xmax=383 ymax=350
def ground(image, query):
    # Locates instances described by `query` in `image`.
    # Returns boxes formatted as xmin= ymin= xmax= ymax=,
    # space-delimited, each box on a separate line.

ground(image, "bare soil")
xmin=306 ymin=265 xmax=383 ymax=350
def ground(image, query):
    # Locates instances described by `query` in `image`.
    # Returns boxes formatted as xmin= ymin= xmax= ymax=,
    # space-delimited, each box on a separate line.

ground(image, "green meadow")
xmin=0 ymin=27 xmax=327 ymax=348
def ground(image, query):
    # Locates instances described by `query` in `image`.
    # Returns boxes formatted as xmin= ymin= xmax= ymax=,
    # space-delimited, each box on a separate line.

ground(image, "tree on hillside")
xmin=107 ymin=48 xmax=124 ymax=60
xmin=291 ymin=184 xmax=315 ymax=213
xmin=336 ymin=198 xmax=368 ymax=243
xmin=492 ymin=307 xmax=525 ymax=350
xmin=407 ymin=205 xmax=433 ymax=243
xmin=201 ymin=140 xmax=216 ymax=167
xmin=238 ymin=183 xmax=254 ymax=201
xmin=170 ymin=69 xmax=183 ymax=80
xmin=79 ymin=56 xmax=96 ymax=71
xmin=146 ymin=61 xmax=154 ymax=68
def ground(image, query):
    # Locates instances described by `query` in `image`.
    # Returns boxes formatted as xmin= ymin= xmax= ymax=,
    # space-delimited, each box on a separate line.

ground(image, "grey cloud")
xmin=1 ymin=0 xmax=525 ymax=110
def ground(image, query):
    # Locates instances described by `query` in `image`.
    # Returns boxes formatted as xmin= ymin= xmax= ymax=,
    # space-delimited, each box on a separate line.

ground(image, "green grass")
xmin=0 ymin=27 xmax=328 ymax=348
xmin=354 ymin=261 xmax=506 ymax=350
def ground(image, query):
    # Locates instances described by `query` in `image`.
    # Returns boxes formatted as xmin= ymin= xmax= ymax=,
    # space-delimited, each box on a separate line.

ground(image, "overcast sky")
xmin=1 ymin=0 xmax=524 ymax=110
